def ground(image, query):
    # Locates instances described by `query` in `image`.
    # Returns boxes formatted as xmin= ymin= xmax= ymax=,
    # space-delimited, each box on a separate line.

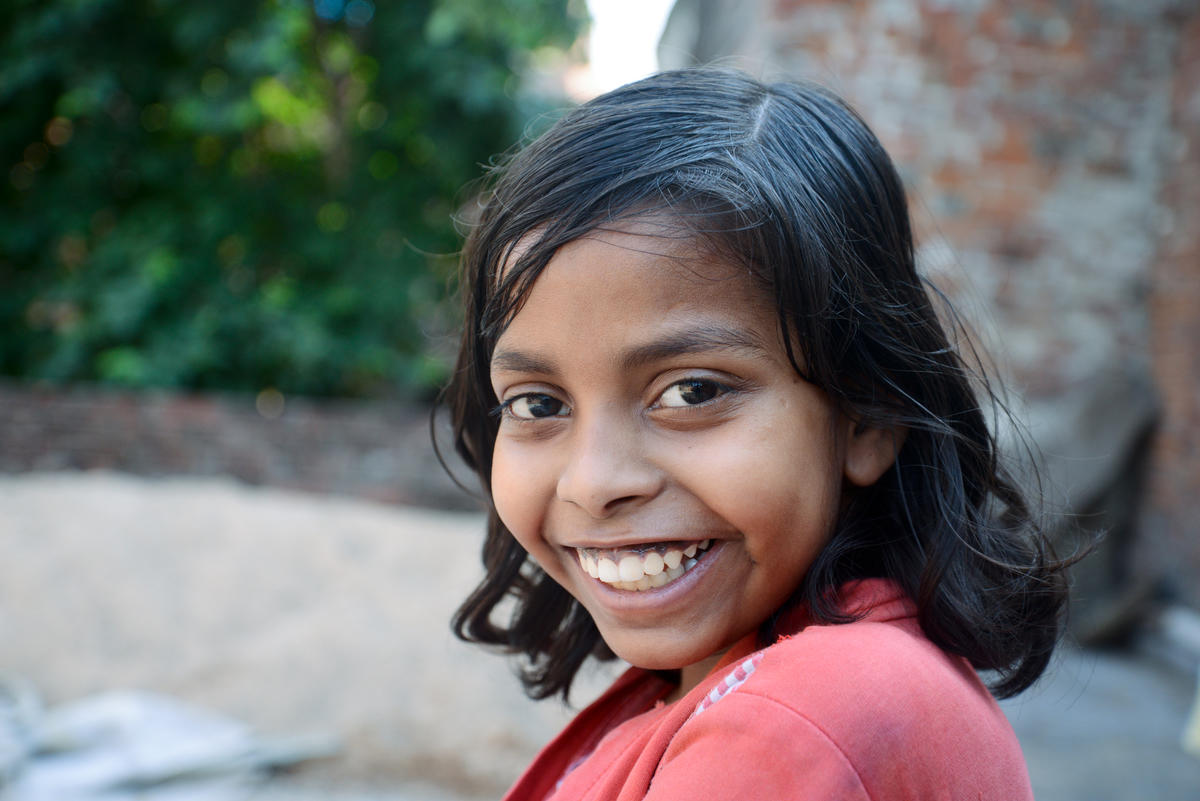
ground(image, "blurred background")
xmin=2 ymin=0 xmax=1199 ymax=799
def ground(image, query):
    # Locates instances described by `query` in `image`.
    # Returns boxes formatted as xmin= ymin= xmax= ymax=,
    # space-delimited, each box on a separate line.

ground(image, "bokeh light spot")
xmin=9 ymin=164 xmax=34 ymax=191
xmin=24 ymin=143 xmax=50 ymax=170
xmin=45 ymin=117 xmax=74 ymax=147
xmin=140 ymin=103 xmax=170 ymax=132
xmin=317 ymin=202 xmax=349 ymax=232
xmin=367 ymin=150 xmax=398 ymax=180
xmin=56 ymin=234 xmax=88 ymax=269
xmin=201 ymin=68 xmax=229 ymax=97
xmin=256 ymin=387 xmax=286 ymax=419
xmin=195 ymin=135 xmax=224 ymax=165
xmin=314 ymin=0 xmax=344 ymax=21
xmin=345 ymin=0 xmax=374 ymax=27
xmin=218 ymin=235 xmax=247 ymax=267
xmin=357 ymin=101 xmax=387 ymax=131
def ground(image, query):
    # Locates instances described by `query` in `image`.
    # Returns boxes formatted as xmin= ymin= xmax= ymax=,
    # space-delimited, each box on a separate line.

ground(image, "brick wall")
xmin=0 ymin=382 xmax=480 ymax=511
xmin=662 ymin=0 xmax=1200 ymax=608
xmin=1145 ymin=6 xmax=1200 ymax=610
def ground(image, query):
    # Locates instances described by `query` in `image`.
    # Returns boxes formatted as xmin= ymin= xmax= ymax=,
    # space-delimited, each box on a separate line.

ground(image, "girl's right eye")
xmin=503 ymin=393 xmax=569 ymax=420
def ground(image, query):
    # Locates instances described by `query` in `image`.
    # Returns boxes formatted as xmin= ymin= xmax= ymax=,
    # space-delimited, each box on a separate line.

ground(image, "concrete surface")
xmin=2 ymin=471 xmax=1197 ymax=799
xmin=1003 ymin=645 xmax=1200 ymax=801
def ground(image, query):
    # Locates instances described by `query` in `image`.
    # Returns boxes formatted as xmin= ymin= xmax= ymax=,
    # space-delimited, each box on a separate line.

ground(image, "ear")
xmin=842 ymin=417 xmax=906 ymax=488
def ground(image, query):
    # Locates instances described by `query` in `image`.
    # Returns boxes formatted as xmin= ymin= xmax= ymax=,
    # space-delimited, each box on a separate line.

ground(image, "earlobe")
xmin=843 ymin=419 xmax=906 ymax=487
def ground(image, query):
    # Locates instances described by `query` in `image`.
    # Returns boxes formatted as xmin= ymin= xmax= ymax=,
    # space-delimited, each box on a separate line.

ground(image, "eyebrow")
xmin=489 ymin=324 xmax=771 ymax=375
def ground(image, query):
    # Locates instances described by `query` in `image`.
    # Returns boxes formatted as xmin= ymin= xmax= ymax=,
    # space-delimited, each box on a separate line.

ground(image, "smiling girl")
xmin=442 ymin=68 xmax=1070 ymax=800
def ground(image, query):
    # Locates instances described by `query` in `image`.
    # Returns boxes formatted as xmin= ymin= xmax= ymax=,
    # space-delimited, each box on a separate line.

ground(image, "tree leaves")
xmin=0 ymin=0 xmax=582 ymax=398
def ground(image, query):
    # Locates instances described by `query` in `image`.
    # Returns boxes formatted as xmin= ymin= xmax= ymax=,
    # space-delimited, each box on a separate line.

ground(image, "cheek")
xmin=681 ymin=414 xmax=844 ymax=546
xmin=490 ymin=441 xmax=552 ymax=556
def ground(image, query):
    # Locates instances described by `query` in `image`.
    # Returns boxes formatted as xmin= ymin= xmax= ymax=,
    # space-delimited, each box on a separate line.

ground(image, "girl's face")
xmin=488 ymin=220 xmax=894 ymax=694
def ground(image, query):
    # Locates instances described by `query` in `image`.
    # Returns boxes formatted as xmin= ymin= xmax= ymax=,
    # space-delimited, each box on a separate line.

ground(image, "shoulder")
xmin=745 ymin=606 xmax=996 ymax=739
xmin=661 ymin=581 xmax=1032 ymax=799
xmin=752 ymin=588 xmax=982 ymax=719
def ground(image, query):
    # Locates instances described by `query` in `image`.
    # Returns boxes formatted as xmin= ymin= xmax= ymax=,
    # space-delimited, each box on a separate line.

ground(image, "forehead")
xmin=491 ymin=219 xmax=781 ymax=365
xmin=498 ymin=216 xmax=758 ymax=302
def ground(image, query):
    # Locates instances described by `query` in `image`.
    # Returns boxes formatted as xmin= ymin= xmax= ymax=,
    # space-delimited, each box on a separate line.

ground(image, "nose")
xmin=556 ymin=411 xmax=663 ymax=519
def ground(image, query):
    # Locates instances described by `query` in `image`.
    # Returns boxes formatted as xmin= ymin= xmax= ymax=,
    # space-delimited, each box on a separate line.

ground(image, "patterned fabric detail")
xmin=691 ymin=651 xmax=765 ymax=718
xmin=553 ymin=751 xmax=593 ymax=796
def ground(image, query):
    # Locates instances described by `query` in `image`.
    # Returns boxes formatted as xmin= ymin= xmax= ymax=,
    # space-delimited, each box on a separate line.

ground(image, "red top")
xmin=503 ymin=579 xmax=1033 ymax=801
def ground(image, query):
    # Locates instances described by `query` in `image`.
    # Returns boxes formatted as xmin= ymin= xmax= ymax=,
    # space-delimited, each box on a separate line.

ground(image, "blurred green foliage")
xmin=0 ymin=0 xmax=582 ymax=397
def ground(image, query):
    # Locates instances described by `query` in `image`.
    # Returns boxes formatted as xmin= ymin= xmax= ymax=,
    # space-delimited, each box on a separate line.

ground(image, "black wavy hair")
xmin=441 ymin=67 xmax=1070 ymax=702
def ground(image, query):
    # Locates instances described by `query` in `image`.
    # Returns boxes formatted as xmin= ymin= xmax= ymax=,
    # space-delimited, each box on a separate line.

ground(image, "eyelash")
xmin=654 ymin=377 xmax=732 ymax=409
xmin=493 ymin=393 xmax=567 ymax=421
xmin=494 ymin=377 xmax=735 ymax=422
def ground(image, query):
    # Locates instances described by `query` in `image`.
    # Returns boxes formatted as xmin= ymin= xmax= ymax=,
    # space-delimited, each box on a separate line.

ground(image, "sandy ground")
xmin=2 ymin=471 xmax=1198 ymax=799
xmin=0 ymin=471 xmax=621 ymax=799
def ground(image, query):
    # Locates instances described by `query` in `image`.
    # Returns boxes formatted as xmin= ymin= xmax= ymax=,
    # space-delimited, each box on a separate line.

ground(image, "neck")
xmin=666 ymin=651 xmax=726 ymax=704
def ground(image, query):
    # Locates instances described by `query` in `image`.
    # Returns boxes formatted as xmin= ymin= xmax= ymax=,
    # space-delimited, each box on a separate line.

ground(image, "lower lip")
xmin=580 ymin=541 xmax=727 ymax=611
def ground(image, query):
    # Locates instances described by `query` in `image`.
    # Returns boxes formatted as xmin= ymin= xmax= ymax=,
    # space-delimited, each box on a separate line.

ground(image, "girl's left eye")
xmin=657 ymin=378 xmax=727 ymax=408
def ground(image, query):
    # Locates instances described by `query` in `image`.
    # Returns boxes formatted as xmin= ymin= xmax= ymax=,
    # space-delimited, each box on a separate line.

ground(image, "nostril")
xmin=558 ymin=483 xmax=660 ymax=519
xmin=554 ymin=425 xmax=664 ymax=516
xmin=606 ymin=494 xmax=642 ymax=511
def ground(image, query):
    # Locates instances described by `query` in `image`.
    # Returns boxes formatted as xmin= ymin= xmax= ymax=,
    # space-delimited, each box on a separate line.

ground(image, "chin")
xmin=603 ymin=632 xmax=721 ymax=673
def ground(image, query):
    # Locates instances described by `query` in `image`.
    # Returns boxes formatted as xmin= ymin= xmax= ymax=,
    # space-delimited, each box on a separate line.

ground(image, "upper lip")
xmin=558 ymin=533 xmax=720 ymax=550
xmin=552 ymin=511 xmax=735 ymax=551
xmin=563 ymin=540 xmax=709 ymax=552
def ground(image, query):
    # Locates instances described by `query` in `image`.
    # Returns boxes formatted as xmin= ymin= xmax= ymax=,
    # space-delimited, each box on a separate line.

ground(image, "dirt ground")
xmin=3 ymin=471 xmax=1198 ymax=799
xmin=0 ymin=471 xmax=622 ymax=799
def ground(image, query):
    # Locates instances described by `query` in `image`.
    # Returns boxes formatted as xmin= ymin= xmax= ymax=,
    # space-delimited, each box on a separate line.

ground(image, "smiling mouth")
xmin=574 ymin=540 xmax=715 ymax=592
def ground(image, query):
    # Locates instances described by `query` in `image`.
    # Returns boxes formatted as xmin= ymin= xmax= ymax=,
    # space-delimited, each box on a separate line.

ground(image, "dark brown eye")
xmin=507 ymin=393 xmax=567 ymax=419
xmin=659 ymin=379 xmax=723 ymax=408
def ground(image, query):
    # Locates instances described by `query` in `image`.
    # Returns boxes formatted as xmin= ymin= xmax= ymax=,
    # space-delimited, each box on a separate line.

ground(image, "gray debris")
xmin=0 ymin=679 xmax=338 ymax=801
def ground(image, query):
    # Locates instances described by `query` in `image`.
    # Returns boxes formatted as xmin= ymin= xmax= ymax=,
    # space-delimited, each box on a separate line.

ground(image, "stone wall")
xmin=1145 ymin=4 xmax=1200 ymax=614
xmin=0 ymin=382 xmax=480 ymax=511
xmin=661 ymin=0 xmax=1200 ymax=611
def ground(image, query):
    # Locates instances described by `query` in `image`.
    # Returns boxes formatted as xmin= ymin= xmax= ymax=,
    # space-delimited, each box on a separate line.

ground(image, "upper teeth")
xmin=577 ymin=540 xmax=713 ymax=591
